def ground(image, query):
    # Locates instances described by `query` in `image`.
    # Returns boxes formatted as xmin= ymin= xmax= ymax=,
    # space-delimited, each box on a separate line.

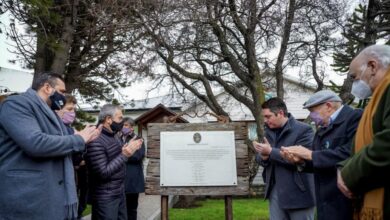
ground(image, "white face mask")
xmin=351 ymin=65 xmax=372 ymax=100
xmin=351 ymin=79 xmax=372 ymax=99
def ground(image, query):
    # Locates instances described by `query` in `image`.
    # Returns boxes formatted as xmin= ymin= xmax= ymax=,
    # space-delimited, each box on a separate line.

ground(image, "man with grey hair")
xmin=86 ymin=104 xmax=143 ymax=220
xmin=337 ymin=44 xmax=390 ymax=219
xmin=282 ymin=90 xmax=362 ymax=220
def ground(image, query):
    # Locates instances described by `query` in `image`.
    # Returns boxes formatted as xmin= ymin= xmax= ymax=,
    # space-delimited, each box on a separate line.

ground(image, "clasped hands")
xmin=122 ymin=137 xmax=143 ymax=158
xmin=280 ymin=145 xmax=312 ymax=164
xmin=252 ymin=137 xmax=312 ymax=163
xmin=283 ymin=146 xmax=354 ymax=199
xmin=252 ymin=138 xmax=272 ymax=160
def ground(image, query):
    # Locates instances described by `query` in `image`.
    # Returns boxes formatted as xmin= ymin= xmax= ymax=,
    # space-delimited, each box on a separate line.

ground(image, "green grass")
xmin=169 ymin=198 xmax=269 ymax=220
xmin=82 ymin=205 xmax=92 ymax=217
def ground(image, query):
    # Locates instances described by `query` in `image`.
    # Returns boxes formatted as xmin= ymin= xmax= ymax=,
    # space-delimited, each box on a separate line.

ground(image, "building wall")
xmin=182 ymin=79 xmax=315 ymax=122
xmin=0 ymin=67 xmax=33 ymax=93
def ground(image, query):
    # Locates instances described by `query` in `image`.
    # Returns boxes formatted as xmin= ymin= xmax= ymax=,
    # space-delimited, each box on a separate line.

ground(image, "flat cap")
xmin=303 ymin=90 xmax=342 ymax=109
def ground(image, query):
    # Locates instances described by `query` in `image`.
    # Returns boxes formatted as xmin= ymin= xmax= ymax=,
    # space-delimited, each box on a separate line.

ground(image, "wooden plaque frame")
xmin=145 ymin=122 xmax=249 ymax=196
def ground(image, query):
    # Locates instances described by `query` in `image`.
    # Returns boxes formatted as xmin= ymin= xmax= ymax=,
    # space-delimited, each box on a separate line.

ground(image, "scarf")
xmin=352 ymin=71 xmax=390 ymax=220
xmin=30 ymin=89 xmax=78 ymax=219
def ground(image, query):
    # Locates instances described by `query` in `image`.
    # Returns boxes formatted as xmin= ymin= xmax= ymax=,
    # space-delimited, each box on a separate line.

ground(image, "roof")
xmin=80 ymin=94 xmax=184 ymax=112
xmin=182 ymin=76 xmax=315 ymax=121
xmin=135 ymin=103 xmax=188 ymax=124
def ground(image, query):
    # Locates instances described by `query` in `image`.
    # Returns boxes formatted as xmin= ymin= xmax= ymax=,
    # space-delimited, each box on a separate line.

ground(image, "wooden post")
xmin=225 ymin=195 xmax=233 ymax=220
xmin=161 ymin=195 xmax=169 ymax=220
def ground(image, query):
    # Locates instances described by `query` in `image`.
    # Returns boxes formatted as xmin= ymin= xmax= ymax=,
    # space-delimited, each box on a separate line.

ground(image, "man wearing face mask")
xmin=86 ymin=104 xmax=143 ymax=220
xmin=0 ymin=72 xmax=101 ymax=220
xmin=281 ymin=90 xmax=362 ymax=220
xmin=120 ymin=117 xmax=145 ymax=220
xmin=337 ymin=45 xmax=390 ymax=219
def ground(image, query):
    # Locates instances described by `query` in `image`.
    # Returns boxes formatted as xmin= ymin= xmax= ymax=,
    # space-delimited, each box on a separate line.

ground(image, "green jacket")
xmin=341 ymin=85 xmax=390 ymax=219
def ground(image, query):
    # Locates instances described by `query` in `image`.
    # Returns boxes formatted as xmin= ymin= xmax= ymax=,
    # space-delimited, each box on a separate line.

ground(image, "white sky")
xmin=0 ymin=12 xmax=24 ymax=71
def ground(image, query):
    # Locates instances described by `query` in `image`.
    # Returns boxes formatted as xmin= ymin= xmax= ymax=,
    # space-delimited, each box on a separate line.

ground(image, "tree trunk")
xmin=275 ymin=0 xmax=296 ymax=99
xmin=51 ymin=1 xmax=78 ymax=75
xmin=311 ymin=57 xmax=324 ymax=91
xmin=339 ymin=77 xmax=354 ymax=104
xmin=364 ymin=0 xmax=378 ymax=46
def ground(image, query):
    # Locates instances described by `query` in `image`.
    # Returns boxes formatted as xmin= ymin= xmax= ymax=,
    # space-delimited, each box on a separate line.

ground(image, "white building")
xmin=0 ymin=66 xmax=33 ymax=94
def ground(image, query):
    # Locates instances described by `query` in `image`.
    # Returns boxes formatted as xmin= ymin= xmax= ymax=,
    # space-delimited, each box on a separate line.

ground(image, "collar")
xmin=266 ymin=113 xmax=294 ymax=138
xmin=102 ymin=127 xmax=115 ymax=137
xmin=329 ymin=105 xmax=344 ymax=125
xmin=25 ymin=88 xmax=64 ymax=134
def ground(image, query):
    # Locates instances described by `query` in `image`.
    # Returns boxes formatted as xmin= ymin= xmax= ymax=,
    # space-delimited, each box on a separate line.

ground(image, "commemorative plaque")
xmin=160 ymin=131 xmax=237 ymax=186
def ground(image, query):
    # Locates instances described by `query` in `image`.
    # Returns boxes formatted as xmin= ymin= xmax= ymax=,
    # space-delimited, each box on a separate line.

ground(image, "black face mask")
xmin=110 ymin=120 xmax=124 ymax=133
xmin=49 ymin=91 xmax=66 ymax=111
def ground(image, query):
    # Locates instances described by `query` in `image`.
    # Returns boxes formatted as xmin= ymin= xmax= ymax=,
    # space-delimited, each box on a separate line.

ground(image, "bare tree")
xmin=127 ymin=0 xmax=284 ymax=184
xmin=286 ymin=0 xmax=347 ymax=92
xmin=125 ymin=0 xmax=351 ymax=184
xmin=274 ymin=0 xmax=296 ymax=99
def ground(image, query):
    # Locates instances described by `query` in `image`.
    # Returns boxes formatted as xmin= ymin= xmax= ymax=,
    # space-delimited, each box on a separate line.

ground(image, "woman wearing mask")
xmin=55 ymin=94 xmax=88 ymax=220
xmin=56 ymin=94 xmax=77 ymax=133
xmin=120 ymin=117 xmax=145 ymax=220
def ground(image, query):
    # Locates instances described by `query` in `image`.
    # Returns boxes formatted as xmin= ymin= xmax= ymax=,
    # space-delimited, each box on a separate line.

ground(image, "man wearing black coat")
xmin=253 ymin=97 xmax=316 ymax=220
xmin=282 ymin=90 xmax=363 ymax=220
xmin=86 ymin=104 xmax=143 ymax=220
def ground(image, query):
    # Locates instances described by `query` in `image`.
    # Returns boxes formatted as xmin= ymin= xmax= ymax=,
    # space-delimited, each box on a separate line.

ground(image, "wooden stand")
xmin=225 ymin=195 xmax=233 ymax=220
xmin=161 ymin=195 xmax=169 ymax=220
xmin=145 ymin=123 xmax=249 ymax=220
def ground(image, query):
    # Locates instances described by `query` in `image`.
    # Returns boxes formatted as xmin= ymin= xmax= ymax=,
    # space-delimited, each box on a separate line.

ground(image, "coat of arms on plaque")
xmin=193 ymin=132 xmax=201 ymax=143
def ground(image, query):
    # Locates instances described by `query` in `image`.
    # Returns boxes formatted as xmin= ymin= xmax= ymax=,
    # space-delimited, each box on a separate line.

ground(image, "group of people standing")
xmin=0 ymin=73 xmax=145 ymax=220
xmin=254 ymin=44 xmax=390 ymax=220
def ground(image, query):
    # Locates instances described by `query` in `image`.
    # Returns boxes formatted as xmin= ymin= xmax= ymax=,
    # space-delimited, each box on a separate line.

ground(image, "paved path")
xmin=83 ymin=193 xmax=165 ymax=220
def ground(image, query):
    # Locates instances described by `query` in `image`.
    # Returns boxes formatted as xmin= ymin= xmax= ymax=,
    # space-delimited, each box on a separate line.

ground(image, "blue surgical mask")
xmin=351 ymin=79 xmax=372 ymax=99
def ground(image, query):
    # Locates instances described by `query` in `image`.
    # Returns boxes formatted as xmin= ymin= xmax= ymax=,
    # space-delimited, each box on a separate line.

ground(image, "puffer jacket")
xmin=86 ymin=128 xmax=128 ymax=201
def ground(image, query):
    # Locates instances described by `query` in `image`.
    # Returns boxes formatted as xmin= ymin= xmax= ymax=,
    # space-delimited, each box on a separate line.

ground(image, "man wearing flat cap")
xmin=281 ymin=90 xmax=363 ymax=220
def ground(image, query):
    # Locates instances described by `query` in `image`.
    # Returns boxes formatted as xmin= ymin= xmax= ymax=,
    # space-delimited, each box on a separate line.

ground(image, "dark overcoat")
xmin=303 ymin=105 xmax=362 ymax=220
xmin=123 ymin=134 xmax=145 ymax=194
xmin=0 ymin=89 xmax=85 ymax=220
xmin=257 ymin=115 xmax=316 ymax=209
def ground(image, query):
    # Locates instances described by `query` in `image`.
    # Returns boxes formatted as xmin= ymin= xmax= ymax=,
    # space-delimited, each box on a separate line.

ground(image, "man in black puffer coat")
xmin=86 ymin=104 xmax=143 ymax=220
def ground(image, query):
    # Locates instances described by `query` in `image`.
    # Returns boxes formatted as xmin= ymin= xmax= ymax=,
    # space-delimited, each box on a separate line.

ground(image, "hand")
xmin=77 ymin=124 xmax=102 ymax=143
xmin=55 ymin=109 xmax=65 ymax=118
xmin=122 ymin=138 xmax=143 ymax=158
xmin=79 ymin=160 xmax=86 ymax=166
xmin=280 ymin=147 xmax=303 ymax=163
xmin=282 ymin=145 xmax=313 ymax=161
xmin=253 ymin=137 xmax=272 ymax=159
xmin=337 ymin=169 xmax=353 ymax=199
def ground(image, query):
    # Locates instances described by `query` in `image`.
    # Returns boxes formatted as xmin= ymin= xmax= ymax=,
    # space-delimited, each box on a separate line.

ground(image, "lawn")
xmin=82 ymin=205 xmax=92 ymax=216
xmin=169 ymin=198 xmax=269 ymax=220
